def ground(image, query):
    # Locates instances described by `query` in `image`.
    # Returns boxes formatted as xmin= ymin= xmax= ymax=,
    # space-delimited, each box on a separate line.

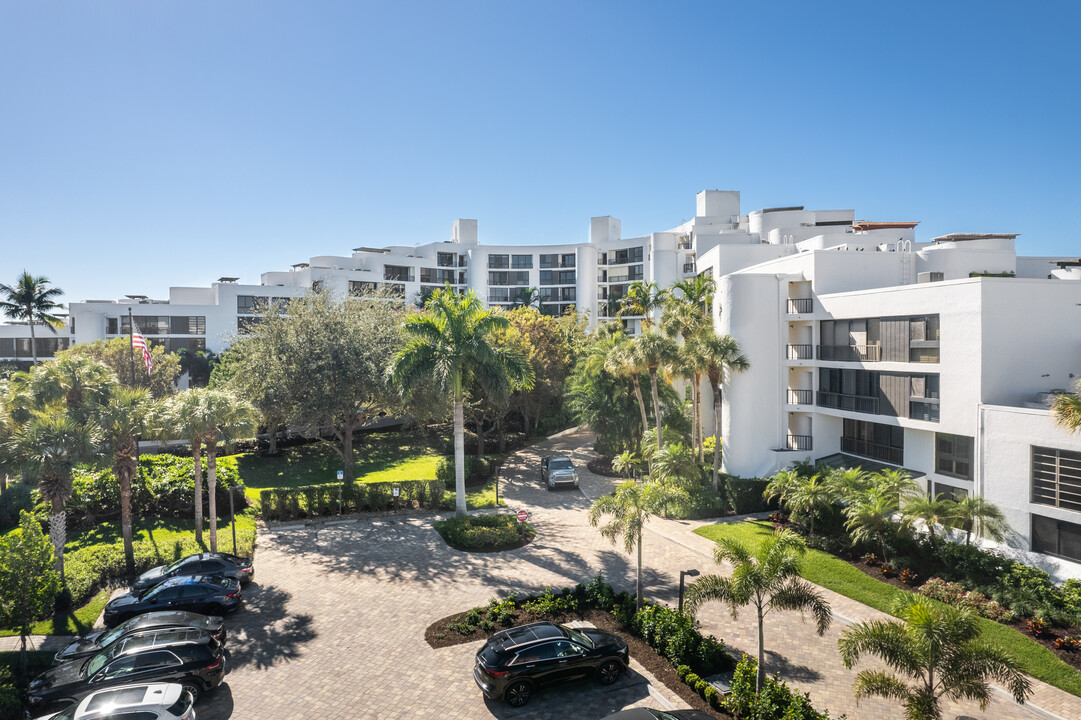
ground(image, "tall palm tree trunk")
xmin=632 ymin=379 xmax=649 ymax=438
xmin=690 ymin=376 xmax=700 ymax=461
xmin=192 ymin=440 xmax=203 ymax=544
xmin=756 ymin=604 xmax=765 ymax=692
xmin=711 ymin=383 xmax=722 ymax=491
xmin=453 ymin=392 xmax=467 ymax=517
xmin=118 ymin=454 xmax=135 ymax=575
xmin=695 ymin=373 xmax=704 ymax=462
xmin=49 ymin=495 xmax=65 ymax=582
xmin=28 ymin=318 xmax=38 ymax=366
xmin=636 ymin=529 xmax=643 ymax=611
xmin=208 ymin=446 xmax=218 ymax=553
xmin=650 ymin=370 xmax=663 ymax=453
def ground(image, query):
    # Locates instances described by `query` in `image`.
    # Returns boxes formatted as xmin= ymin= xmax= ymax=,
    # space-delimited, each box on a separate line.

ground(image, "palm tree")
xmin=785 ymin=474 xmax=835 ymax=537
xmin=844 ymin=488 xmax=901 ymax=563
xmin=903 ymin=494 xmax=956 ymax=548
xmin=511 ymin=287 xmax=542 ymax=310
xmin=612 ymin=450 xmax=642 ymax=479
xmin=950 ymin=496 xmax=1009 ymax=546
xmin=164 ymin=388 xmax=255 ymax=551
xmin=618 ymin=281 xmax=667 ymax=329
xmin=0 ymin=272 xmax=65 ymax=366
xmin=685 ymin=529 xmax=831 ymax=692
xmin=691 ymin=333 xmax=749 ymax=490
xmin=670 ymin=274 xmax=716 ymax=315
xmin=31 ymin=355 xmax=116 ymax=424
xmin=604 ymin=339 xmax=649 ymax=442
xmin=588 ymin=480 xmax=688 ymax=610
xmin=162 ymin=390 xmax=209 ymax=545
xmin=874 ymin=468 xmax=921 ymax=503
xmin=8 ymin=409 xmax=99 ymax=581
xmin=763 ymin=467 xmax=803 ymax=507
xmin=1053 ymin=381 xmax=1081 ymax=434
xmin=632 ymin=330 xmax=678 ymax=454
xmin=838 ymin=596 xmax=1030 ymax=720
xmin=651 ymin=442 xmax=699 ymax=489
xmin=391 ymin=288 xmax=533 ymax=516
xmin=94 ymin=387 xmax=152 ymax=573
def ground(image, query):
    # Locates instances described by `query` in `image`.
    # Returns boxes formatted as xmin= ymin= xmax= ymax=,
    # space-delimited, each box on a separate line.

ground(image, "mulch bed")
xmin=771 ymin=521 xmax=1081 ymax=672
xmin=587 ymin=457 xmax=622 ymax=477
xmin=425 ymin=608 xmax=728 ymax=717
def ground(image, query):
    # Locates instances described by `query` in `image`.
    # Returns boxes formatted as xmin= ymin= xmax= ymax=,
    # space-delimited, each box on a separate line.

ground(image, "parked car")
xmin=132 ymin=552 xmax=254 ymax=593
xmin=600 ymin=709 xmax=716 ymax=720
xmin=27 ymin=628 xmax=225 ymax=714
xmin=32 ymin=682 xmax=196 ymax=720
xmin=103 ymin=576 xmax=241 ymax=627
xmin=53 ymin=611 xmax=226 ymax=666
xmin=473 ymin=621 xmax=628 ymax=707
xmin=540 ymin=456 xmax=579 ymax=491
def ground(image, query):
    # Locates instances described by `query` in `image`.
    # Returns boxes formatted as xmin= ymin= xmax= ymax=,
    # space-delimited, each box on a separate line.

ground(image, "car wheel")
xmin=597 ymin=659 xmax=623 ymax=685
xmin=181 ymin=680 xmax=202 ymax=703
xmin=504 ymin=680 xmax=532 ymax=707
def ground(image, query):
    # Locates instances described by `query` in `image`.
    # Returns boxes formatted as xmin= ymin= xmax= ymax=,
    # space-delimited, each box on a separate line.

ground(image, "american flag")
xmin=131 ymin=329 xmax=153 ymax=375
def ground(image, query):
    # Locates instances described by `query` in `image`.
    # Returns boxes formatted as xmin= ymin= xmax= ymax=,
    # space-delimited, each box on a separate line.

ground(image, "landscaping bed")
xmin=587 ymin=457 xmax=620 ymax=477
xmin=432 ymin=514 xmax=535 ymax=552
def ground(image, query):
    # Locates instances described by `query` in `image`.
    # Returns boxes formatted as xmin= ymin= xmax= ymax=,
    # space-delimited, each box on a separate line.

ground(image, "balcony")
xmin=437 ymin=255 xmax=456 ymax=268
xmin=817 ymin=344 xmax=882 ymax=362
xmin=787 ymin=434 xmax=813 ymax=451
xmin=682 ymin=263 xmax=696 ymax=274
xmin=909 ymin=400 xmax=940 ymax=422
xmin=787 ymin=298 xmax=813 ymax=314
xmin=817 ymin=391 xmax=880 ymax=414
xmin=786 ymin=344 xmax=813 ymax=360
xmin=841 ymin=437 xmax=903 ymax=465
xmin=787 ymin=389 xmax=813 ymax=405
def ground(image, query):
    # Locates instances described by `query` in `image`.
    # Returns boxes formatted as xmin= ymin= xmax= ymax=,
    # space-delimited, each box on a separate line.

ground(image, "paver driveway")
xmin=192 ymin=430 xmax=1078 ymax=720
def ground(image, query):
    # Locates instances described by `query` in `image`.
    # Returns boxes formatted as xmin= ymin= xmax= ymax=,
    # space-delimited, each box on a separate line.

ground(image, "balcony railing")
xmin=787 ymin=389 xmax=813 ymax=405
xmin=437 ymin=256 xmax=456 ymax=268
xmin=817 ymin=344 xmax=882 ymax=362
xmin=909 ymin=401 xmax=941 ymax=422
xmin=841 ymin=437 xmax=903 ymax=465
xmin=786 ymin=344 xmax=813 ymax=360
xmin=787 ymin=298 xmax=813 ymax=314
xmin=682 ymin=263 xmax=696 ymax=274
xmin=787 ymin=434 xmax=813 ymax=451
xmin=817 ymin=391 xmax=880 ymax=414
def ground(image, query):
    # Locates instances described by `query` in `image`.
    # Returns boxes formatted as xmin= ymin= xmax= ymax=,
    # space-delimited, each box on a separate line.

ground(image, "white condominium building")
xmin=2 ymin=190 xmax=1080 ymax=576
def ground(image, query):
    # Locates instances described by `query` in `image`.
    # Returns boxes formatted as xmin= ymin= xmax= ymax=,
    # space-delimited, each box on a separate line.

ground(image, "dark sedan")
xmin=53 ymin=610 xmax=226 ymax=665
xmin=601 ymin=709 xmax=717 ymax=720
xmin=132 ymin=552 xmax=254 ymax=593
xmin=103 ymin=576 xmax=241 ymax=627
xmin=474 ymin=621 xmax=629 ymax=707
xmin=27 ymin=627 xmax=225 ymax=713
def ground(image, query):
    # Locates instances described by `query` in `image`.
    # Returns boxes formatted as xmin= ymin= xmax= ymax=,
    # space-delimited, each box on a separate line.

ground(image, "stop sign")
xmin=517 ymin=509 xmax=529 ymax=523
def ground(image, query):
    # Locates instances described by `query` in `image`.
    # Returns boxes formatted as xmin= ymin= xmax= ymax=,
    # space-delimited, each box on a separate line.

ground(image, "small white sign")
xmin=337 ymin=470 xmax=344 ymax=481
xmin=392 ymin=486 xmax=400 ymax=497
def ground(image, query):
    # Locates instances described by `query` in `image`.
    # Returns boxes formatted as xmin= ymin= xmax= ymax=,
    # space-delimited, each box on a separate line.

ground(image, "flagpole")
xmin=128 ymin=308 xmax=136 ymax=389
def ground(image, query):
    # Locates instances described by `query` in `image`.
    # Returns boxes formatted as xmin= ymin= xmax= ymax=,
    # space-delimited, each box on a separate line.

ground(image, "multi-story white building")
xmin=3 ymin=189 xmax=1080 ymax=576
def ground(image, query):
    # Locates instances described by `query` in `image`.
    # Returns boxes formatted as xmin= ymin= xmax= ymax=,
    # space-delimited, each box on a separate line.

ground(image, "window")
xmin=561 ymin=253 xmax=576 ymax=268
xmin=539 ymin=254 xmax=558 ymax=269
xmin=237 ymin=295 xmax=257 ymax=313
xmin=561 ymin=287 xmax=576 ymax=302
xmin=841 ymin=418 xmax=904 ymax=465
xmin=384 ymin=265 xmax=414 ymax=282
xmin=933 ymin=482 xmax=968 ymax=502
xmin=488 ymin=254 xmax=510 ymax=269
xmin=350 ymin=281 xmax=379 ymax=297
xmin=1031 ymin=446 xmax=1081 ymax=512
xmin=611 ymin=246 xmax=644 ymax=264
xmin=935 ymin=433 xmax=973 ymax=480
xmin=1032 ymin=515 xmax=1081 ymax=562
xmin=164 ymin=338 xmax=206 ymax=353
xmin=488 ymin=288 xmax=511 ymax=303
xmin=121 ymin=316 xmax=171 ymax=335
xmin=237 ymin=316 xmax=264 ymax=335
xmin=106 ymin=317 xmax=119 ymax=334
xmin=169 ymin=316 xmax=206 ymax=335
xmin=512 ymin=254 xmax=533 ymax=269
xmin=437 ymin=252 xmax=456 ymax=268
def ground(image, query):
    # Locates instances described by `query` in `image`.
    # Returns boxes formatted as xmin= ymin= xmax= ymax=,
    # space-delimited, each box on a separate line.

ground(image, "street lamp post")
xmin=678 ymin=568 xmax=700 ymax=614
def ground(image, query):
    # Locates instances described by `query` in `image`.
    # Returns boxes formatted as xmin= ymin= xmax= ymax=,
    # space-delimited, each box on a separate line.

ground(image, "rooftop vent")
xmin=217 ymin=277 xmax=239 ymax=283
xmin=291 ymin=263 xmax=310 ymax=269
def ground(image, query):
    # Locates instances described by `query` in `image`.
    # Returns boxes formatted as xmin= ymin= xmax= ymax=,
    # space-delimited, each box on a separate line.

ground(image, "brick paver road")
xmin=188 ymin=429 xmax=1078 ymax=720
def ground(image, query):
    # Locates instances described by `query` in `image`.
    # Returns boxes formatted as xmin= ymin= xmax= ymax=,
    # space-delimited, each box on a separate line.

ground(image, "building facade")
xmin=3 ymin=189 xmax=1081 ymax=576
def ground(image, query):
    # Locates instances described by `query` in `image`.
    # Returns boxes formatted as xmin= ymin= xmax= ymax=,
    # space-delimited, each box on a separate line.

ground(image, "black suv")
xmin=53 ymin=610 xmax=226 ymax=665
xmin=27 ymin=627 xmax=226 ymax=713
xmin=103 ymin=576 xmax=241 ymax=627
xmin=473 ymin=621 xmax=629 ymax=707
xmin=132 ymin=552 xmax=254 ymax=593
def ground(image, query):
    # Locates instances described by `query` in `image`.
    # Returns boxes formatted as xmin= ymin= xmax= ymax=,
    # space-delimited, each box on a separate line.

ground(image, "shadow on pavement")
xmin=227 ymin=583 xmax=316 ymax=670
xmin=195 ymin=682 xmax=234 ymax=720
xmin=761 ymin=648 xmax=823 ymax=683
xmin=479 ymin=671 xmax=652 ymax=719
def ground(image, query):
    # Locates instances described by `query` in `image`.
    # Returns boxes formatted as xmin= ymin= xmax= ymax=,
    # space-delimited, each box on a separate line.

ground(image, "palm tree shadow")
xmin=224 ymin=583 xmax=316 ymax=670
xmin=761 ymin=649 xmax=822 ymax=683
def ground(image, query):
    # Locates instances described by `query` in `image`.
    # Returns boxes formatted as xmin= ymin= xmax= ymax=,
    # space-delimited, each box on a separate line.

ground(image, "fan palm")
xmin=632 ymin=331 xmax=678 ymax=454
xmin=30 ymin=355 xmax=116 ymax=424
xmin=93 ymin=387 xmax=153 ymax=573
xmin=685 ymin=529 xmax=831 ymax=692
xmin=604 ymin=340 xmax=649 ymax=441
xmin=950 ymin=496 xmax=1010 ymax=546
xmin=1053 ymin=381 xmax=1081 ymax=434
xmin=588 ymin=480 xmax=688 ymax=610
xmin=391 ymin=288 xmax=533 ymax=516
xmin=691 ymin=333 xmax=749 ymax=490
xmin=670 ymin=274 xmax=716 ymax=315
xmin=8 ymin=409 xmax=99 ymax=580
xmin=0 ymin=271 xmax=65 ymax=366
xmin=838 ymin=596 xmax=1030 ymax=720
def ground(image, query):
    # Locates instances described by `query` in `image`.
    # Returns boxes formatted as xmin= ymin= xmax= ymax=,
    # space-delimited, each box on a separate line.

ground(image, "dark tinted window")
xmin=209 ymin=577 xmax=232 ymax=588
xmin=101 ymin=656 xmax=140 ymax=678
xmin=105 ymin=713 xmax=160 ymax=720
xmin=181 ymin=585 xmax=210 ymax=599
xmin=133 ymin=651 xmax=181 ymax=670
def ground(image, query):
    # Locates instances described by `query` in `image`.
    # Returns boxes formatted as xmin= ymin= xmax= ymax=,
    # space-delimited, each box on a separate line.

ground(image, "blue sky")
xmin=2 ymin=1 xmax=1079 ymax=303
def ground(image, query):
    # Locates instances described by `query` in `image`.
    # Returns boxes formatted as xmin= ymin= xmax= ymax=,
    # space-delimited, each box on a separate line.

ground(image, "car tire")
xmin=597 ymin=659 xmax=623 ymax=685
xmin=181 ymin=680 xmax=202 ymax=703
xmin=504 ymin=680 xmax=532 ymax=707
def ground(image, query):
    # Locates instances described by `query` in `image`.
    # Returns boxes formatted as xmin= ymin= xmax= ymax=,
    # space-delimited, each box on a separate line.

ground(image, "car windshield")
xmin=550 ymin=459 xmax=573 ymax=471
xmin=560 ymin=625 xmax=593 ymax=649
xmin=98 ymin=621 xmax=130 ymax=647
xmin=142 ymin=583 xmax=170 ymax=600
xmin=163 ymin=558 xmax=187 ymax=573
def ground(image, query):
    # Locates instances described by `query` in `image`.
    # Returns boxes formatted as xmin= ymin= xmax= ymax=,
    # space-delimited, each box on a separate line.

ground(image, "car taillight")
xmin=207 ymin=655 xmax=224 ymax=670
xmin=226 ymin=592 xmax=237 ymax=598
xmin=485 ymin=668 xmax=510 ymax=678
xmin=241 ymin=567 xmax=252 ymax=573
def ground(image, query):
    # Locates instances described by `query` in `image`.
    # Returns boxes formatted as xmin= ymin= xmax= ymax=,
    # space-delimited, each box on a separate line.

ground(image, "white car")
xmin=541 ymin=456 xmax=579 ymax=490
xmin=33 ymin=683 xmax=195 ymax=720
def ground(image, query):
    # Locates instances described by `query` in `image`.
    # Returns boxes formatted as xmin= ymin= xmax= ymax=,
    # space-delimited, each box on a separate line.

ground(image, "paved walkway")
xmin=22 ymin=429 xmax=1081 ymax=719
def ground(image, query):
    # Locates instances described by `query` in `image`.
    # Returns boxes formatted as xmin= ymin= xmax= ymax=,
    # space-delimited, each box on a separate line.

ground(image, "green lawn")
xmin=694 ymin=520 xmax=1081 ymax=698
xmin=443 ymin=478 xmax=506 ymax=511
xmin=228 ymin=434 xmax=443 ymax=499
xmin=64 ymin=513 xmax=258 ymax=554
xmin=0 ymin=588 xmax=113 ymax=638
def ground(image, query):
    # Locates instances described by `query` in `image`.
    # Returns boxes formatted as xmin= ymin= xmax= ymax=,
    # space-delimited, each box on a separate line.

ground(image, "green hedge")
xmin=726 ymin=477 xmax=775 ymax=515
xmin=258 ymin=479 xmax=445 ymax=521
xmin=434 ymin=514 xmax=530 ymax=551
xmin=724 ymin=655 xmax=834 ymax=719
xmin=631 ymin=604 xmax=735 ymax=676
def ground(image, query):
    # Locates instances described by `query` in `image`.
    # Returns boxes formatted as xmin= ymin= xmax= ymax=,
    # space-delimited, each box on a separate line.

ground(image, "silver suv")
xmin=540 ymin=456 xmax=579 ymax=491
xmin=33 ymin=682 xmax=196 ymax=720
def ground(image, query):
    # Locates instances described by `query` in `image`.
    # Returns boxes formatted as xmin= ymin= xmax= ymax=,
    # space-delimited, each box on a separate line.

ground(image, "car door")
xmin=199 ymin=559 xmax=228 ymax=577
xmin=149 ymin=587 xmax=185 ymax=610
xmin=180 ymin=584 xmax=213 ymax=612
xmin=546 ymin=640 xmax=590 ymax=682
xmin=511 ymin=641 xmax=564 ymax=687
xmin=92 ymin=654 xmax=141 ymax=688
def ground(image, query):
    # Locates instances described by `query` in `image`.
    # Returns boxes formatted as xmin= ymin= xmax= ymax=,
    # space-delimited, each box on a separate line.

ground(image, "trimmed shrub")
xmin=724 ymin=655 xmax=834 ymax=720
xmin=434 ymin=513 xmax=531 ymax=551
xmin=259 ymin=479 xmax=444 ymax=521
xmin=631 ymin=604 xmax=734 ymax=675
xmin=726 ymin=476 xmax=774 ymax=514
xmin=0 ymin=481 xmax=36 ymax=532
xmin=522 ymin=587 xmax=578 ymax=617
